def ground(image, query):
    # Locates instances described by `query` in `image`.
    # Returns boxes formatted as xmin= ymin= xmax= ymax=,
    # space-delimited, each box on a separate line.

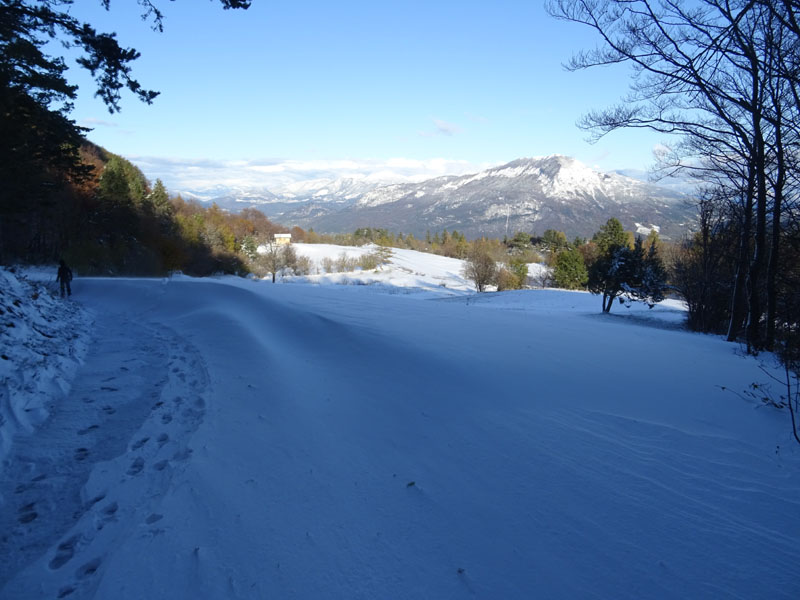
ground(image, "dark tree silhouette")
xmin=0 ymin=0 xmax=252 ymax=262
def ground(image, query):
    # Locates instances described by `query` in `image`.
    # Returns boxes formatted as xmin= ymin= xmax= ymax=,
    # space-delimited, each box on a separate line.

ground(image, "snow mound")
xmin=0 ymin=267 xmax=92 ymax=464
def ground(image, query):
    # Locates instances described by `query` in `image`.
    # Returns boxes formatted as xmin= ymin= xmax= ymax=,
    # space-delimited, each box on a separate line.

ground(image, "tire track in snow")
xmin=0 ymin=309 xmax=209 ymax=599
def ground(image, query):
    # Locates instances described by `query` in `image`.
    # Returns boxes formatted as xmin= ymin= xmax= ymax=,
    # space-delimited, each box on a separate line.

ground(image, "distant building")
xmin=273 ymin=233 xmax=292 ymax=246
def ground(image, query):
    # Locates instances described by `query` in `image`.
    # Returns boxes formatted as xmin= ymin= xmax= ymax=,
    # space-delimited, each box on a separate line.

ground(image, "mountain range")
xmin=179 ymin=155 xmax=696 ymax=239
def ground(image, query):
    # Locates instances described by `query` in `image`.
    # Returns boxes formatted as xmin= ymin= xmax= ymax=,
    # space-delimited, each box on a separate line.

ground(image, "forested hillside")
xmin=1 ymin=141 xmax=289 ymax=275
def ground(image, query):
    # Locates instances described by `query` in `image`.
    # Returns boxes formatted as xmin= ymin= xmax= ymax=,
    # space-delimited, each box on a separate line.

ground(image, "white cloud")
xmin=79 ymin=118 xmax=119 ymax=128
xmin=126 ymin=155 xmax=492 ymax=193
xmin=433 ymin=119 xmax=462 ymax=136
xmin=419 ymin=118 xmax=464 ymax=138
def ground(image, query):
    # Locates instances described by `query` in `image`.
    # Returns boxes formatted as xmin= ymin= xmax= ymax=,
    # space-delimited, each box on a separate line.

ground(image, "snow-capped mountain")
xmin=177 ymin=177 xmax=385 ymax=214
xmin=272 ymin=177 xmax=382 ymax=202
xmin=178 ymin=185 xmax=280 ymax=206
xmin=287 ymin=155 xmax=695 ymax=239
xmin=180 ymin=156 xmax=695 ymax=239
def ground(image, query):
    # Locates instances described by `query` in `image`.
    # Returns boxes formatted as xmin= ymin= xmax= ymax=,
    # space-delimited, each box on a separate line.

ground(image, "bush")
xmin=496 ymin=268 xmax=521 ymax=291
xmin=358 ymin=253 xmax=380 ymax=271
xmin=335 ymin=252 xmax=358 ymax=273
xmin=294 ymin=255 xmax=313 ymax=276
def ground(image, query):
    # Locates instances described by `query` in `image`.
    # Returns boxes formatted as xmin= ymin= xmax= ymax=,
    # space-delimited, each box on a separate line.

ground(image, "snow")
xmin=287 ymin=243 xmax=475 ymax=295
xmin=0 ymin=267 xmax=92 ymax=462
xmin=636 ymin=222 xmax=661 ymax=236
xmin=1 ymin=248 xmax=799 ymax=599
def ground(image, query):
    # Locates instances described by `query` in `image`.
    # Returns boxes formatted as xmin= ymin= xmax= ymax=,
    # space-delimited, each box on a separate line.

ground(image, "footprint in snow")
xmin=76 ymin=557 xmax=101 ymax=579
xmin=73 ymin=448 xmax=89 ymax=462
xmin=102 ymin=501 xmax=118 ymax=517
xmin=127 ymin=457 xmax=145 ymax=476
xmin=157 ymin=433 xmax=169 ymax=446
xmin=49 ymin=535 xmax=80 ymax=570
xmin=153 ymin=460 xmax=169 ymax=472
xmin=161 ymin=413 xmax=173 ymax=425
xmin=131 ymin=436 xmax=149 ymax=450
xmin=18 ymin=502 xmax=38 ymax=524
xmin=77 ymin=424 xmax=99 ymax=436
xmin=86 ymin=494 xmax=106 ymax=509
xmin=172 ymin=448 xmax=192 ymax=462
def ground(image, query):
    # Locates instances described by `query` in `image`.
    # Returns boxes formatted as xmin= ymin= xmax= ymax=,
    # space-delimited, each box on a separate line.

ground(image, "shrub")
xmin=358 ymin=253 xmax=380 ymax=271
xmin=496 ymin=268 xmax=521 ymax=291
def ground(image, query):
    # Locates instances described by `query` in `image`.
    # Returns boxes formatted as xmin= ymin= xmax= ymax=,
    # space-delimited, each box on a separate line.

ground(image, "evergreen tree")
xmin=508 ymin=257 xmax=529 ymax=287
xmin=148 ymin=179 xmax=173 ymax=221
xmin=592 ymin=218 xmax=628 ymax=254
xmin=541 ymin=229 xmax=569 ymax=253
xmin=0 ymin=0 xmax=251 ymax=261
xmin=588 ymin=234 xmax=667 ymax=312
xmin=553 ymin=248 xmax=588 ymax=290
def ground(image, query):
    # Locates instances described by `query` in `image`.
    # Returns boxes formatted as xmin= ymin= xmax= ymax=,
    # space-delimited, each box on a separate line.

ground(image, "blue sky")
xmin=64 ymin=0 xmax=672 ymax=190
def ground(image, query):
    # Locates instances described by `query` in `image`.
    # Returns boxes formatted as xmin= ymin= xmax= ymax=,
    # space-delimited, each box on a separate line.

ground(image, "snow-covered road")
xmin=2 ymin=275 xmax=799 ymax=599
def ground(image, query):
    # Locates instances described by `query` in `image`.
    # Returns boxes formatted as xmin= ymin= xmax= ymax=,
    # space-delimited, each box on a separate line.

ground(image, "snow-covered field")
xmin=1 ymin=246 xmax=799 ymax=599
xmin=276 ymin=243 xmax=477 ymax=294
xmin=276 ymin=243 xmax=549 ymax=294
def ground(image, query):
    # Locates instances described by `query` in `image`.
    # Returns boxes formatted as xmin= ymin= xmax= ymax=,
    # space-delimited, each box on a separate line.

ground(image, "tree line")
xmin=547 ymin=0 xmax=800 ymax=364
xmin=1 ymin=142 xmax=292 ymax=276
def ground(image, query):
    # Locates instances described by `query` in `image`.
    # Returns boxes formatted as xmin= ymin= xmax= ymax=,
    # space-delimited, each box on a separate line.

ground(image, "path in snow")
xmin=0 ymin=306 xmax=208 ymax=599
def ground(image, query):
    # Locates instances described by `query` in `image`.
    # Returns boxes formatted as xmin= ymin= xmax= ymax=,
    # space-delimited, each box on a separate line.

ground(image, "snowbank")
xmin=0 ymin=267 xmax=92 ymax=464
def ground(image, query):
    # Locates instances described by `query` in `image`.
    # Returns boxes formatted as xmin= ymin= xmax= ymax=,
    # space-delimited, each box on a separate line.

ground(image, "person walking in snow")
xmin=56 ymin=259 xmax=73 ymax=297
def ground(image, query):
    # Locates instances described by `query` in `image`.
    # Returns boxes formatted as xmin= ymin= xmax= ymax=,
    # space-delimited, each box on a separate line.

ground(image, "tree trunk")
xmin=766 ymin=63 xmax=787 ymax=350
xmin=727 ymin=182 xmax=754 ymax=342
xmin=603 ymin=292 xmax=613 ymax=313
xmin=746 ymin=124 xmax=768 ymax=352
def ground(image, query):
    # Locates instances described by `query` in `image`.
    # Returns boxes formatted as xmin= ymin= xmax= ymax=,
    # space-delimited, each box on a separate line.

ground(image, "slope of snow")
xmin=1 ymin=257 xmax=799 ymax=599
xmin=287 ymin=243 xmax=474 ymax=295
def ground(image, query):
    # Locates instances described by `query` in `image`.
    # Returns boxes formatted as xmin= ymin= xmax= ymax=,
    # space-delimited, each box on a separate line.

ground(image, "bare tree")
xmin=258 ymin=243 xmax=282 ymax=283
xmin=462 ymin=239 xmax=499 ymax=292
xmin=547 ymin=0 xmax=799 ymax=351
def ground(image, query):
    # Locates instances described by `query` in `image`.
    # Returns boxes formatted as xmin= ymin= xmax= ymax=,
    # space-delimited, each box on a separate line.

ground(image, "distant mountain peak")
xmin=175 ymin=155 xmax=694 ymax=239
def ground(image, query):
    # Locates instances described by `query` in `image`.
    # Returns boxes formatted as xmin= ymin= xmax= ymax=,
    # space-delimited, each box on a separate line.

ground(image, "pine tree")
xmin=592 ymin=218 xmax=629 ymax=254
xmin=553 ymin=248 xmax=588 ymax=290
xmin=588 ymin=234 xmax=667 ymax=312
